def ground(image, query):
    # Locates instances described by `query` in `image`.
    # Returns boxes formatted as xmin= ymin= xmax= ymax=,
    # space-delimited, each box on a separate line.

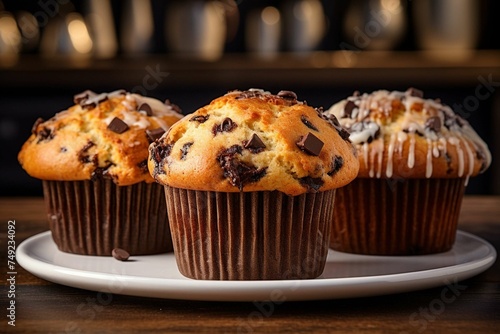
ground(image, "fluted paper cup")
xmin=165 ymin=186 xmax=336 ymax=280
xmin=330 ymin=178 xmax=466 ymax=255
xmin=43 ymin=180 xmax=172 ymax=255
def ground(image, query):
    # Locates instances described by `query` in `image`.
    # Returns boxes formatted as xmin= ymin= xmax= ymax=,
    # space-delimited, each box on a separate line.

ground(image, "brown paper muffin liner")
xmin=164 ymin=186 xmax=336 ymax=280
xmin=330 ymin=178 xmax=466 ymax=255
xmin=43 ymin=180 xmax=172 ymax=256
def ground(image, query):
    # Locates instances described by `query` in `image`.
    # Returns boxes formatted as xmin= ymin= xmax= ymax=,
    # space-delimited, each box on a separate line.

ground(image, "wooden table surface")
xmin=1 ymin=196 xmax=499 ymax=333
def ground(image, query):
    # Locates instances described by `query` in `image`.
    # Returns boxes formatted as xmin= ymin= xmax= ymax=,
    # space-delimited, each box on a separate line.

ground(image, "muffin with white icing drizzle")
xmin=18 ymin=89 xmax=183 ymax=256
xmin=324 ymin=88 xmax=491 ymax=255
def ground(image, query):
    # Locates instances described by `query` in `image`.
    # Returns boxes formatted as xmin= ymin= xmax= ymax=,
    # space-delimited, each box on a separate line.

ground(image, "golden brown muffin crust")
xmin=18 ymin=90 xmax=183 ymax=185
xmin=149 ymin=89 xmax=359 ymax=196
xmin=325 ymin=88 xmax=491 ymax=180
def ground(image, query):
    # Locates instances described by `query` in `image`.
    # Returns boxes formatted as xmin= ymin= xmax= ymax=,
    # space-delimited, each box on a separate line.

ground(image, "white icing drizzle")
xmin=362 ymin=142 xmax=370 ymax=170
xmin=408 ymin=133 xmax=416 ymax=169
xmin=386 ymin=133 xmax=397 ymax=178
xmin=349 ymin=122 xmax=379 ymax=145
xmin=101 ymin=92 xmax=180 ymax=130
xmin=131 ymin=94 xmax=178 ymax=117
xmin=326 ymin=88 xmax=491 ymax=181
xmin=426 ymin=138 xmax=433 ymax=178
xmin=448 ymin=137 xmax=464 ymax=177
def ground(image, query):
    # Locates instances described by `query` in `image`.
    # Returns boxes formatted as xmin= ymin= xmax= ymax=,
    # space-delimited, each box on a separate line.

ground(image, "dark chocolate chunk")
xmin=328 ymin=155 xmax=344 ymax=176
xmin=149 ymin=142 xmax=173 ymax=176
xmin=78 ymin=141 xmax=96 ymax=164
xmin=91 ymin=163 xmax=114 ymax=181
xmin=320 ymin=112 xmax=351 ymax=140
xmin=190 ymin=115 xmax=210 ymax=123
xmin=407 ymin=87 xmax=424 ymax=98
xmin=301 ymin=115 xmax=318 ymax=131
xmin=344 ymin=101 xmax=357 ymax=118
xmin=235 ymin=90 xmax=264 ymax=100
xmin=146 ymin=128 xmax=165 ymax=142
xmin=137 ymin=159 xmax=148 ymax=174
xmin=31 ymin=117 xmax=44 ymax=134
xmin=36 ymin=127 xmax=54 ymax=143
xmin=299 ymin=176 xmax=324 ymax=193
xmin=425 ymin=116 xmax=442 ymax=132
xmin=138 ymin=103 xmax=153 ymax=116
xmin=212 ymin=117 xmax=237 ymax=136
xmin=180 ymin=142 xmax=193 ymax=160
xmin=60 ymin=147 xmax=67 ymax=153
xmin=244 ymin=133 xmax=266 ymax=153
xmin=73 ymin=90 xmax=95 ymax=105
xmin=112 ymin=248 xmax=130 ymax=261
xmin=107 ymin=117 xmax=129 ymax=134
xmin=81 ymin=93 xmax=108 ymax=110
xmin=164 ymin=99 xmax=182 ymax=114
xmin=152 ymin=143 xmax=173 ymax=163
xmin=277 ymin=90 xmax=297 ymax=100
xmin=296 ymin=132 xmax=324 ymax=156
xmin=217 ymin=145 xmax=267 ymax=190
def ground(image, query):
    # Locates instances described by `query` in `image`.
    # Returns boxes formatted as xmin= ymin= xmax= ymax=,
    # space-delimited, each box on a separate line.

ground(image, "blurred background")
xmin=1 ymin=0 xmax=499 ymax=196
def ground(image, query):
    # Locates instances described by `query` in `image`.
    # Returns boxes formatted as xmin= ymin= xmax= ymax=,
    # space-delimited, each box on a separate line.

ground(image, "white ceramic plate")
xmin=17 ymin=230 xmax=496 ymax=301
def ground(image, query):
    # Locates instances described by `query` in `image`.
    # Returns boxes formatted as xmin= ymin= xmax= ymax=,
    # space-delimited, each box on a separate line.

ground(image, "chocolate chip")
xmin=107 ymin=117 xmax=129 ymax=134
xmin=60 ymin=147 xmax=67 ymax=153
xmin=190 ymin=115 xmax=209 ymax=123
xmin=36 ymin=127 xmax=54 ymax=143
xmin=164 ymin=99 xmax=182 ymax=114
xmin=407 ymin=87 xmax=424 ymax=98
xmin=146 ymin=128 xmax=165 ymax=142
xmin=77 ymin=91 xmax=108 ymax=110
xmin=296 ymin=133 xmax=324 ymax=156
xmin=149 ymin=142 xmax=173 ymax=176
xmin=301 ymin=115 xmax=318 ymax=131
xmin=212 ymin=117 xmax=237 ymax=136
xmin=180 ymin=142 xmax=193 ymax=160
xmin=244 ymin=133 xmax=266 ymax=153
xmin=299 ymin=176 xmax=324 ymax=193
xmin=91 ymin=163 xmax=114 ymax=181
xmin=78 ymin=141 xmax=96 ymax=164
xmin=137 ymin=160 xmax=148 ymax=174
xmin=31 ymin=117 xmax=44 ymax=134
xmin=235 ymin=90 xmax=264 ymax=100
xmin=152 ymin=143 xmax=173 ymax=163
xmin=112 ymin=248 xmax=130 ymax=261
xmin=217 ymin=145 xmax=267 ymax=190
xmin=328 ymin=155 xmax=344 ymax=176
xmin=138 ymin=103 xmax=153 ymax=116
xmin=277 ymin=90 xmax=297 ymax=100
xmin=73 ymin=90 xmax=95 ymax=105
xmin=344 ymin=101 xmax=357 ymax=118
xmin=320 ymin=112 xmax=350 ymax=141
xmin=425 ymin=116 xmax=442 ymax=132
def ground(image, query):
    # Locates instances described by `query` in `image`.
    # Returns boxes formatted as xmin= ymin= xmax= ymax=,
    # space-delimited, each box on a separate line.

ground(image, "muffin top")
xmin=18 ymin=90 xmax=183 ymax=185
xmin=148 ymin=89 xmax=359 ymax=196
xmin=325 ymin=88 xmax=491 ymax=180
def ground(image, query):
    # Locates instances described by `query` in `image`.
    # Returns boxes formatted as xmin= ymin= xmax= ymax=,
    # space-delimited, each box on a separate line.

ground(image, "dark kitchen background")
xmin=1 ymin=0 xmax=499 ymax=196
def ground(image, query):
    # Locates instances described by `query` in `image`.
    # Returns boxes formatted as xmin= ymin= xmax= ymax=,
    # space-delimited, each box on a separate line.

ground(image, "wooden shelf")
xmin=1 ymin=50 xmax=500 ymax=90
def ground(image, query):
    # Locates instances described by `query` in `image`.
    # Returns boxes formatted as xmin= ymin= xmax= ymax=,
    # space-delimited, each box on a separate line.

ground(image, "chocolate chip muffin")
xmin=18 ymin=90 xmax=183 ymax=256
xmin=149 ymin=89 xmax=359 ymax=280
xmin=324 ymin=88 xmax=491 ymax=255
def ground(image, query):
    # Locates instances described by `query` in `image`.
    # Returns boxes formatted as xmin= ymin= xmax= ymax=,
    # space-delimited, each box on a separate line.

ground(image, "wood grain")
xmin=1 ymin=196 xmax=499 ymax=333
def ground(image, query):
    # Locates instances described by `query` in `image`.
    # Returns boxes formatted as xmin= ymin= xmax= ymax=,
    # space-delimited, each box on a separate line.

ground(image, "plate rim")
xmin=16 ymin=230 xmax=497 ymax=301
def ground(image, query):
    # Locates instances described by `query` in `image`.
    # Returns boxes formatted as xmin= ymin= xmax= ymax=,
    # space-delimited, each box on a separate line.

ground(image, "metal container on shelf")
xmin=165 ymin=0 xmax=227 ymax=61
xmin=413 ymin=0 xmax=480 ymax=60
